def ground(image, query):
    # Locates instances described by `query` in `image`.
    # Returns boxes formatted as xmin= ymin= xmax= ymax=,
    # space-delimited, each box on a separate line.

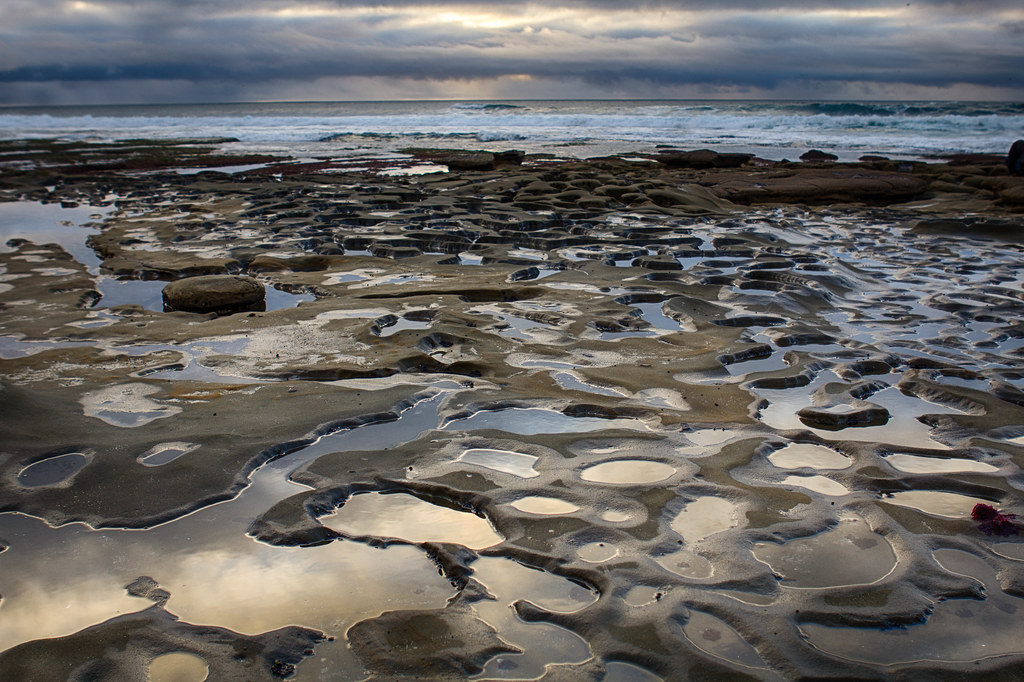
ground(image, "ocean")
xmin=1 ymin=99 xmax=1021 ymax=162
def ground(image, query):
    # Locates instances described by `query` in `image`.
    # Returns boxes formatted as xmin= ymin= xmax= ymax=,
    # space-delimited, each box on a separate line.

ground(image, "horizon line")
xmin=1 ymin=97 xmax=1016 ymax=110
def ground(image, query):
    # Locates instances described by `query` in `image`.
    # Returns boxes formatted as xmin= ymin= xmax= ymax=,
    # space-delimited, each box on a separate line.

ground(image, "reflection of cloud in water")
xmin=321 ymin=491 xmax=504 ymax=550
xmin=0 ymin=514 xmax=454 ymax=655
xmin=802 ymin=549 xmax=1024 ymax=664
xmin=165 ymin=542 xmax=453 ymax=635
xmin=752 ymin=516 xmax=897 ymax=589
xmin=880 ymin=490 xmax=994 ymax=519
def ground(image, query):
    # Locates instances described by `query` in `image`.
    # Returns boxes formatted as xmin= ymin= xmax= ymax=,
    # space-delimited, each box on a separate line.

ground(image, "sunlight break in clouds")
xmin=0 ymin=1 xmax=1021 ymax=104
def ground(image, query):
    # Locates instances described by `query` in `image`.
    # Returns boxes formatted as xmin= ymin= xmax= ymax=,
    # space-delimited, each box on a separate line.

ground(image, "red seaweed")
xmin=971 ymin=503 xmax=1019 ymax=537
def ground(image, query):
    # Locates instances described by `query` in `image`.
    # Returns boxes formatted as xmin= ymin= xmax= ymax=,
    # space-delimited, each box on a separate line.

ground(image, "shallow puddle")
xmin=147 ymin=652 xmax=209 ymax=682
xmin=780 ymin=474 xmax=850 ymax=496
xmin=470 ymin=555 xmax=596 ymax=679
xmin=670 ymin=496 xmax=740 ymax=544
xmin=553 ymin=372 xmax=626 ymax=398
xmin=138 ymin=442 xmax=198 ymax=467
xmin=80 ymin=383 xmax=182 ymax=427
xmin=880 ymin=490 xmax=994 ymax=519
xmin=752 ymin=516 xmax=897 ymax=589
xmin=373 ymin=316 xmax=432 ymax=337
xmin=623 ymin=586 xmax=666 ymax=607
xmin=320 ymin=491 xmax=503 ymax=550
xmin=631 ymin=388 xmax=690 ymax=410
xmin=992 ymin=543 xmax=1024 ymax=561
xmin=768 ymin=443 xmax=852 ymax=470
xmin=17 ymin=453 xmax=88 ymax=487
xmin=603 ymin=660 xmax=663 ymax=681
xmin=882 ymin=453 xmax=999 ymax=475
xmin=579 ymin=460 xmax=675 ymax=485
xmin=351 ymin=273 xmax=433 ymax=288
xmin=600 ymin=508 xmax=637 ymax=524
xmin=457 ymin=448 xmax=539 ymax=478
xmin=682 ymin=428 xmax=743 ymax=448
xmin=577 ymin=542 xmax=620 ymax=563
xmin=0 ymin=335 xmax=96 ymax=359
xmin=509 ymin=496 xmax=579 ymax=515
xmin=95 ymin=278 xmax=166 ymax=311
xmin=0 ymin=200 xmax=111 ymax=270
xmin=656 ymin=550 xmax=714 ymax=579
xmin=321 ymin=272 xmax=370 ymax=285
xmin=678 ymin=610 xmax=768 ymax=670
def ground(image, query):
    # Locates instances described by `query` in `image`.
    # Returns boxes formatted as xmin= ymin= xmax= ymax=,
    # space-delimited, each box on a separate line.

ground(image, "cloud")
xmin=1 ymin=1 xmax=1021 ymax=104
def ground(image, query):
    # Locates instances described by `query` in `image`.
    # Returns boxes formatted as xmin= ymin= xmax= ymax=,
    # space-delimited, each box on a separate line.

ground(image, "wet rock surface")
xmin=1 ymin=141 xmax=1023 ymax=680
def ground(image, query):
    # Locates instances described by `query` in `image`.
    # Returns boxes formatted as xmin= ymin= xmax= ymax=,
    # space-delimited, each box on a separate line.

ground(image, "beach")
xmin=1 ymin=119 xmax=1024 ymax=680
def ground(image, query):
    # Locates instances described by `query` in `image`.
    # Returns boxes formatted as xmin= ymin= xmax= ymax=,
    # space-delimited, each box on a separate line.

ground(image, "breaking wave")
xmin=1 ymin=100 xmax=1020 ymax=158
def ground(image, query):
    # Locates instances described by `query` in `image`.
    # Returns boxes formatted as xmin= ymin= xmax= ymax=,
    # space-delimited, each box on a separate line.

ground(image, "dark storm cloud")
xmin=1 ymin=0 xmax=1021 ymax=103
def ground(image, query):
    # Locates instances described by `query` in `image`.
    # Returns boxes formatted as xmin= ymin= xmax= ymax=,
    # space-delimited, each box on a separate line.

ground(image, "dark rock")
xmin=942 ymin=153 xmax=1006 ymax=166
xmin=797 ymin=405 xmax=890 ymax=430
xmin=124 ymin=576 xmax=170 ymax=606
xmin=369 ymin=244 xmax=422 ymax=259
xmin=162 ymin=275 xmax=265 ymax=314
xmin=248 ymin=254 xmax=336 ymax=272
xmin=443 ymin=152 xmax=496 ymax=171
xmin=1008 ymin=140 xmax=1024 ymax=176
xmin=800 ymin=150 xmax=839 ymax=163
xmin=631 ymin=256 xmax=683 ymax=270
xmin=653 ymin=149 xmax=753 ymax=169
xmin=718 ymin=345 xmax=773 ymax=366
xmin=493 ymin=150 xmax=526 ymax=166
xmin=709 ymin=169 xmax=929 ymax=205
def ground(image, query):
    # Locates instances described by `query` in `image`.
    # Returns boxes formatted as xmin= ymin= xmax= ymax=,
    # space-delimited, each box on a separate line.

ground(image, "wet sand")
xmin=1 ymin=140 xmax=1023 ymax=680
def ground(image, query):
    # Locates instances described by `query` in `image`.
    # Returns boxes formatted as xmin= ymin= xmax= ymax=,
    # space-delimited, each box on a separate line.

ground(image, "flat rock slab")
xmin=162 ymin=274 xmax=265 ymax=314
xmin=709 ymin=169 xmax=929 ymax=205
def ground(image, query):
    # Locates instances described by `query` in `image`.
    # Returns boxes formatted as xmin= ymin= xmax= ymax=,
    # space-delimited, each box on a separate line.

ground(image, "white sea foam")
xmin=1 ymin=100 xmax=1020 ymax=160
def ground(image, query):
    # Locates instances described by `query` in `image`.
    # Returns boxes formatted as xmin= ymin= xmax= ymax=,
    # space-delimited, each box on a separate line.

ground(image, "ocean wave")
xmin=2 ymin=101 xmax=1020 ymax=157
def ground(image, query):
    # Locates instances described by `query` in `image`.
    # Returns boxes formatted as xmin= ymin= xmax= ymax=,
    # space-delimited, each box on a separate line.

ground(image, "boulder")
xmin=800 ymin=149 xmax=839 ymax=163
xmin=493 ymin=150 xmax=526 ymax=166
xmin=162 ymin=275 xmax=265 ymax=314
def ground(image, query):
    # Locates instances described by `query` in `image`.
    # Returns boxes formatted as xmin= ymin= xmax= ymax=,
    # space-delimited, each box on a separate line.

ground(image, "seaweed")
xmin=971 ymin=503 xmax=1019 ymax=537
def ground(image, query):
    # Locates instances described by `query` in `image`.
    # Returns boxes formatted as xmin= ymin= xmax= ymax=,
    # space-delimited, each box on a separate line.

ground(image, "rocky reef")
xmin=1 ymin=139 xmax=1022 ymax=680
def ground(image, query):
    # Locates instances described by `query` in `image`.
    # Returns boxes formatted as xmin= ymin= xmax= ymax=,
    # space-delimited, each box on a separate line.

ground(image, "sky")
xmin=1 ymin=1 xmax=1023 ymax=105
